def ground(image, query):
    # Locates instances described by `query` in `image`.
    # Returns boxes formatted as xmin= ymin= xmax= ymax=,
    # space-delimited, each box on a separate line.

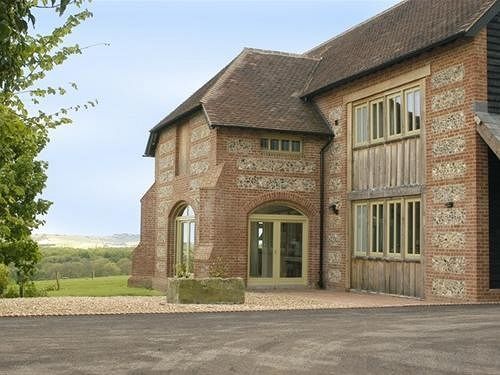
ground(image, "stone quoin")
xmin=129 ymin=0 xmax=500 ymax=302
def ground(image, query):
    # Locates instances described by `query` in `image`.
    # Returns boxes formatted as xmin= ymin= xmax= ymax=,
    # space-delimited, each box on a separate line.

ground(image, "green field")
xmin=35 ymin=275 xmax=163 ymax=297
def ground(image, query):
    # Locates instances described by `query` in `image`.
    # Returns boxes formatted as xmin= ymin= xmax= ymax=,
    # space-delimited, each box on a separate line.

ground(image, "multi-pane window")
xmin=270 ymin=139 xmax=280 ymax=151
xmin=352 ymin=85 xmax=421 ymax=146
xmin=405 ymin=88 xmax=421 ymax=132
xmin=354 ymin=203 xmax=368 ymax=254
xmin=260 ymin=138 xmax=269 ymax=150
xmin=371 ymin=100 xmax=384 ymax=141
xmin=291 ymin=140 xmax=301 ymax=152
xmin=388 ymin=94 xmax=402 ymax=137
xmin=370 ymin=203 xmax=384 ymax=254
xmin=354 ymin=104 xmax=369 ymax=145
xmin=388 ymin=201 xmax=402 ymax=255
xmin=260 ymin=137 xmax=302 ymax=153
xmin=406 ymin=200 xmax=421 ymax=256
xmin=354 ymin=198 xmax=420 ymax=258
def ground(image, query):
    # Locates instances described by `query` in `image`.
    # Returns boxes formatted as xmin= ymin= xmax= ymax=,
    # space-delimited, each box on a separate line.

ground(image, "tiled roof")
xmin=202 ymin=49 xmax=328 ymax=135
xmin=302 ymin=0 xmax=498 ymax=96
xmin=475 ymin=111 xmax=500 ymax=158
xmin=146 ymin=49 xmax=330 ymax=156
xmin=146 ymin=0 xmax=500 ymax=156
xmin=149 ymin=62 xmax=231 ymax=133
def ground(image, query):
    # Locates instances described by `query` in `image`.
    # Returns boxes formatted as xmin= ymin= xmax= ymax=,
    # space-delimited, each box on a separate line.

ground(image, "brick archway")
xmin=243 ymin=191 xmax=317 ymax=219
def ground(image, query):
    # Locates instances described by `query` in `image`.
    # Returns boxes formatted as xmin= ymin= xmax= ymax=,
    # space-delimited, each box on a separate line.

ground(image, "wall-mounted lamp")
xmin=445 ymin=201 xmax=454 ymax=208
xmin=329 ymin=204 xmax=339 ymax=215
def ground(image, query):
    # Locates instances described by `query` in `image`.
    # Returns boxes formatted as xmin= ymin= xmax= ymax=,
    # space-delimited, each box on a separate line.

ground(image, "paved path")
xmin=1 ymin=305 xmax=499 ymax=374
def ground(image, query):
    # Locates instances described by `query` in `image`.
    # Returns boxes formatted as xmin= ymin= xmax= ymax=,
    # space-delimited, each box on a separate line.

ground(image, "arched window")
xmin=175 ymin=205 xmax=195 ymax=275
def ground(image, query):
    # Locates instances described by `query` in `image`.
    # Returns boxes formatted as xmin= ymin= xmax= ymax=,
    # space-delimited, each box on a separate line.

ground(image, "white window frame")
xmin=387 ymin=92 xmax=403 ymax=139
xmin=370 ymin=99 xmax=385 ymax=142
xmin=369 ymin=201 xmax=385 ymax=256
xmin=405 ymin=198 xmax=421 ymax=258
xmin=354 ymin=104 xmax=369 ymax=146
xmin=404 ymin=87 xmax=422 ymax=135
xmin=387 ymin=199 xmax=403 ymax=257
xmin=353 ymin=202 xmax=369 ymax=256
xmin=260 ymin=137 xmax=302 ymax=154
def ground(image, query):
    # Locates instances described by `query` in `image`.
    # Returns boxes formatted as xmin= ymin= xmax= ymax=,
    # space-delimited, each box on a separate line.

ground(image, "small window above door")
xmin=253 ymin=204 xmax=303 ymax=216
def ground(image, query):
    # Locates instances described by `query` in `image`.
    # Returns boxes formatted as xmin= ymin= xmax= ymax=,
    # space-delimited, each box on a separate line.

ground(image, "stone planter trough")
xmin=166 ymin=277 xmax=245 ymax=304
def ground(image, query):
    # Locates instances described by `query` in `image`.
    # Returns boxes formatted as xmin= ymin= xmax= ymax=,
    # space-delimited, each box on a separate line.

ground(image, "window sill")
xmin=352 ymin=132 xmax=420 ymax=151
xmin=352 ymin=255 xmax=421 ymax=263
xmin=260 ymin=151 xmax=303 ymax=158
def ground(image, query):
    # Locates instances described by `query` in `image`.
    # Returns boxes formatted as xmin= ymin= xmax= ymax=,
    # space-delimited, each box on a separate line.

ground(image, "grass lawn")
xmin=35 ymin=275 xmax=164 ymax=297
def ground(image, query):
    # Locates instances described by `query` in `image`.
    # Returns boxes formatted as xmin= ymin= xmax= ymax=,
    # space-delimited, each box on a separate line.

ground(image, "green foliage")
xmin=117 ymin=258 xmax=131 ymax=275
xmin=0 ymin=263 xmax=10 ymax=295
xmin=175 ymin=263 xmax=192 ymax=279
xmin=35 ymin=275 xmax=163 ymax=297
xmin=0 ymin=105 xmax=46 ymax=279
xmin=3 ymin=284 xmax=20 ymax=298
xmin=0 ymin=0 xmax=95 ymax=128
xmin=23 ymin=281 xmax=48 ymax=297
xmin=0 ymin=0 xmax=95 ymax=294
xmin=33 ymin=247 xmax=133 ymax=280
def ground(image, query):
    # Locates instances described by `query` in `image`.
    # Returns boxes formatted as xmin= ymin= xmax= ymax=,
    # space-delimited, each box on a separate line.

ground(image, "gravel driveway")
xmin=0 ymin=290 xmax=433 ymax=316
xmin=1 ymin=305 xmax=500 ymax=374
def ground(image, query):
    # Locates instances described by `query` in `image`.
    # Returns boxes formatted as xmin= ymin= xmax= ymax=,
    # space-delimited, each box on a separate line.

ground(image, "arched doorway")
xmin=175 ymin=205 xmax=195 ymax=275
xmin=248 ymin=203 xmax=308 ymax=287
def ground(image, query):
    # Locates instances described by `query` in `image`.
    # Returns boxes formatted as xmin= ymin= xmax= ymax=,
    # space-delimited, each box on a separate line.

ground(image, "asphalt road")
xmin=1 ymin=305 xmax=499 ymax=374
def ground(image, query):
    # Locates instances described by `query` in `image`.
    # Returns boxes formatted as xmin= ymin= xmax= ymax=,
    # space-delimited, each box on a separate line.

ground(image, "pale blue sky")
xmin=35 ymin=0 xmax=399 ymax=235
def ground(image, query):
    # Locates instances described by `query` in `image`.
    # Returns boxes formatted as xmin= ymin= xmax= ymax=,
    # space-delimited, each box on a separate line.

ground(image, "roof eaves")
xmin=149 ymin=103 xmax=203 ymax=133
xmin=144 ymin=103 xmax=203 ymax=157
xmin=210 ymin=122 xmax=332 ymax=136
xmin=201 ymin=104 xmax=214 ymax=128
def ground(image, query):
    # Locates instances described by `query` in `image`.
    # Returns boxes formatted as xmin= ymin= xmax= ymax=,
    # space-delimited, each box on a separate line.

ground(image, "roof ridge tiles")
xmin=243 ymin=47 xmax=320 ymax=60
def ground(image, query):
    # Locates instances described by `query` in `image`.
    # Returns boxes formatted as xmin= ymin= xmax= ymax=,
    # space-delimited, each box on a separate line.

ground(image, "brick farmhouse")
xmin=129 ymin=0 xmax=500 ymax=302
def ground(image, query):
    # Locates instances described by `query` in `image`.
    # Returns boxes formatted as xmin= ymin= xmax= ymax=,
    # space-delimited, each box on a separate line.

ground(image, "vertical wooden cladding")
xmin=351 ymin=258 xmax=422 ymax=297
xmin=488 ymin=13 xmax=500 ymax=114
xmin=352 ymin=137 xmax=421 ymax=191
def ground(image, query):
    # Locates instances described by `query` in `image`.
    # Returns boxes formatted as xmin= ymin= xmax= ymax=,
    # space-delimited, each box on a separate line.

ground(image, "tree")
xmin=0 ymin=0 xmax=94 ymax=295
xmin=0 ymin=263 xmax=10 ymax=296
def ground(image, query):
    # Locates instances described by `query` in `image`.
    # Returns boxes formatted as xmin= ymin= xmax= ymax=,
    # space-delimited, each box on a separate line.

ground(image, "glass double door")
xmin=176 ymin=219 xmax=195 ymax=274
xmin=248 ymin=218 xmax=307 ymax=286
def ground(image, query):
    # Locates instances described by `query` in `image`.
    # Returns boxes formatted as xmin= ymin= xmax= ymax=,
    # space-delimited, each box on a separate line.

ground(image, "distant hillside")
xmin=32 ymin=233 xmax=139 ymax=249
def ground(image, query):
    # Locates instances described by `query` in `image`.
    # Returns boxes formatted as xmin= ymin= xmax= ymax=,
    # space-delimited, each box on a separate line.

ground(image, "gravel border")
xmin=2 ymin=291 xmax=497 ymax=317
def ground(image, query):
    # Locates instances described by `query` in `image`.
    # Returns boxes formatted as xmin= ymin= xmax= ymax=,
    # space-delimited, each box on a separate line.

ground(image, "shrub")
xmin=3 ymin=285 xmax=20 ymax=298
xmin=175 ymin=263 xmax=191 ymax=278
xmin=44 ymin=283 xmax=58 ymax=292
xmin=24 ymin=282 xmax=48 ymax=298
xmin=117 ymin=258 xmax=131 ymax=275
xmin=92 ymin=258 xmax=121 ymax=277
xmin=0 ymin=263 xmax=10 ymax=295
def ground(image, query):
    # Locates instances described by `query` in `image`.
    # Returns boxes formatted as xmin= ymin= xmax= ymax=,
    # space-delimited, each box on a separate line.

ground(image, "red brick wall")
xmin=212 ymin=127 xmax=326 ymax=286
xmin=131 ymin=30 xmax=497 ymax=301
xmin=130 ymin=110 xmax=327 ymax=290
xmin=128 ymin=184 xmax=156 ymax=288
xmin=313 ymin=30 xmax=497 ymax=301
